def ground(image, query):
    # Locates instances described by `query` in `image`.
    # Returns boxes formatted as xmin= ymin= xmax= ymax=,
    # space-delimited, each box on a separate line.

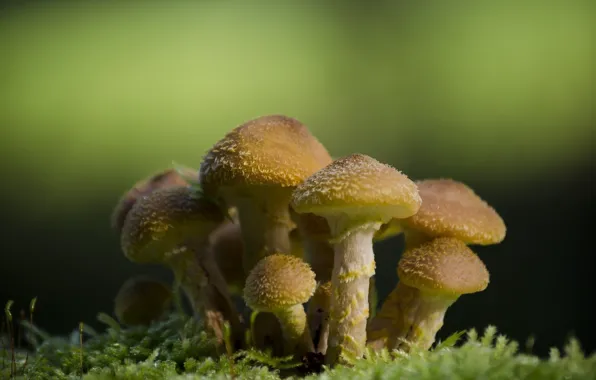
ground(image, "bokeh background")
xmin=1 ymin=1 xmax=593 ymax=355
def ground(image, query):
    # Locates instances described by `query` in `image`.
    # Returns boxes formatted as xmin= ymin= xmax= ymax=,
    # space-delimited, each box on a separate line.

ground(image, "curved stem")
xmin=325 ymin=225 xmax=377 ymax=365
xmin=274 ymin=304 xmax=314 ymax=357
xmin=168 ymin=249 xmax=243 ymax=349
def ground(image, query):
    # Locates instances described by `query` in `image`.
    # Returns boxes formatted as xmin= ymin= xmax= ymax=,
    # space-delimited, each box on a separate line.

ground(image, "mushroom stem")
xmin=274 ymin=304 xmax=314 ymax=356
xmin=326 ymin=222 xmax=379 ymax=365
xmin=369 ymin=282 xmax=456 ymax=351
xmin=168 ymin=249 xmax=242 ymax=348
xmin=234 ymin=192 xmax=293 ymax=273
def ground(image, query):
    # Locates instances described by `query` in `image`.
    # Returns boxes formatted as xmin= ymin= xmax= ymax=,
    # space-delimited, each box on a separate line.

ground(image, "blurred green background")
xmin=0 ymin=1 xmax=593 ymax=354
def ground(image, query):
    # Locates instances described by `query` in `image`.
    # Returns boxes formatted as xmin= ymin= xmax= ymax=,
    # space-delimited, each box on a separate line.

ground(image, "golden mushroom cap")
xmin=114 ymin=276 xmax=172 ymax=326
xmin=403 ymin=179 xmax=506 ymax=245
xmin=244 ymin=253 xmax=316 ymax=312
xmin=398 ymin=237 xmax=489 ymax=296
xmin=291 ymin=154 xmax=421 ymax=222
xmin=111 ymin=168 xmax=195 ymax=233
xmin=199 ymin=115 xmax=332 ymax=197
xmin=121 ymin=186 xmax=224 ymax=264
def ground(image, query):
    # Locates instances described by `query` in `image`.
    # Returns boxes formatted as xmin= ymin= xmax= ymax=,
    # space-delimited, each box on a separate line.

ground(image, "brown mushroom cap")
xmin=291 ymin=154 xmax=421 ymax=222
xmin=111 ymin=168 xmax=197 ymax=233
xmin=398 ymin=237 xmax=489 ymax=296
xmin=114 ymin=276 xmax=172 ymax=326
xmin=199 ymin=115 xmax=332 ymax=197
xmin=403 ymin=179 xmax=506 ymax=245
xmin=244 ymin=254 xmax=316 ymax=312
xmin=121 ymin=186 xmax=224 ymax=264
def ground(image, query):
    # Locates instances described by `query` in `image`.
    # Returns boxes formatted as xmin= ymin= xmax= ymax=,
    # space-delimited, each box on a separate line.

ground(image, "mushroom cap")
xmin=114 ymin=276 xmax=172 ymax=326
xmin=398 ymin=237 xmax=489 ymax=296
xmin=210 ymin=222 xmax=246 ymax=293
xmin=111 ymin=168 xmax=195 ymax=233
xmin=244 ymin=253 xmax=316 ymax=312
xmin=121 ymin=186 xmax=224 ymax=264
xmin=291 ymin=154 xmax=421 ymax=223
xmin=403 ymin=179 xmax=506 ymax=245
xmin=199 ymin=115 xmax=332 ymax=198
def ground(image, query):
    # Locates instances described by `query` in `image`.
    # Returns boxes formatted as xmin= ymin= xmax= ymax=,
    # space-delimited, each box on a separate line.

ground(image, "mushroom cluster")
xmin=111 ymin=115 xmax=506 ymax=366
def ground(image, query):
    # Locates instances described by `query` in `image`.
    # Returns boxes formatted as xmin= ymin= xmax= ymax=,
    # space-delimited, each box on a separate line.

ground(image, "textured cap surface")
xmin=398 ymin=237 xmax=489 ymax=295
xmin=121 ymin=186 xmax=224 ymax=264
xmin=291 ymin=154 xmax=421 ymax=221
xmin=111 ymin=168 xmax=195 ymax=233
xmin=199 ymin=115 xmax=332 ymax=196
xmin=403 ymin=179 xmax=506 ymax=245
xmin=244 ymin=254 xmax=316 ymax=311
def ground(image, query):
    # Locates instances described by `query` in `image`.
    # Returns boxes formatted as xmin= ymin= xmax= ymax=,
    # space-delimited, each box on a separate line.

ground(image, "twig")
xmin=79 ymin=322 xmax=84 ymax=377
xmin=223 ymin=321 xmax=235 ymax=380
xmin=22 ymin=297 xmax=37 ymax=372
xmin=5 ymin=300 xmax=15 ymax=378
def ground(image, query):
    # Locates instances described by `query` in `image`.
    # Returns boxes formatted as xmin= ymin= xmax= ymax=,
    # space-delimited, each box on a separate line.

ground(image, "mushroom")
xmin=120 ymin=186 xmax=242 ymax=347
xmin=401 ymin=179 xmax=506 ymax=250
xmin=306 ymin=281 xmax=332 ymax=354
xmin=291 ymin=153 xmax=421 ymax=365
xmin=111 ymin=168 xmax=196 ymax=233
xmin=114 ymin=276 xmax=172 ymax=326
xmin=199 ymin=115 xmax=332 ymax=274
xmin=369 ymin=237 xmax=489 ymax=351
xmin=244 ymin=253 xmax=316 ymax=357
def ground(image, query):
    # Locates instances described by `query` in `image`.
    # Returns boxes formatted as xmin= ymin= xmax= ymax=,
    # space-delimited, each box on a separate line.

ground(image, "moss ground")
xmin=1 ymin=313 xmax=594 ymax=380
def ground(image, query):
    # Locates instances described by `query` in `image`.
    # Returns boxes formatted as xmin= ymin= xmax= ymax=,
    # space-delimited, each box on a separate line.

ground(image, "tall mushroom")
xmin=370 ymin=237 xmax=489 ymax=351
xmin=401 ymin=179 xmax=506 ymax=250
xmin=120 ymin=186 xmax=242 ymax=347
xmin=291 ymin=153 xmax=421 ymax=365
xmin=244 ymin=254 xmax=316 ymax=357
xmin=199 ymin=114 xmax=332 ymax=274
xmin=368 ymin=179 xmax=506 ymax=350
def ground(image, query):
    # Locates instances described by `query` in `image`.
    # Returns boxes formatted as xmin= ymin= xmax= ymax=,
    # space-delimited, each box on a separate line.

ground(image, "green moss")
xmin=2 ymin=315 xmax=594 ymax=380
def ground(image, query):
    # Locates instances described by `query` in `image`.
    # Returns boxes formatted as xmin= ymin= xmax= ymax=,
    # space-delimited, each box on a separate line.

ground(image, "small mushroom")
xmin=199 ymin=115 xmax=332 ymax=273
xmin=291 ymin=153 xmax=421 ymax=365
xmin=306 ymin=281 xmax=332 ymax=354
xmin=244 ymin=254 xmax=316 ymax=357
xmin=369 ymin=237 xmax=489 ymax=351
xmin=114 ymin=276 xmax=172 ymax=326
xmin=120 ymin=186 xmax=242 ymax=346
xmin=111 ymin=168 xmax=195 ymax=233
xmin=401 ymin=179 xmax=506 ymax=249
